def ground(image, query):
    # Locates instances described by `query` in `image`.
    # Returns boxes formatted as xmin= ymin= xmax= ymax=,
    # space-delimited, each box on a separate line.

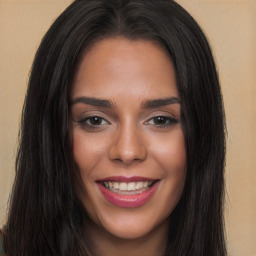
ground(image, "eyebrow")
xmin=141 ymin=97 xmax=181 ymax=108
xmin=70 ymin=97 xmax=114 ymax=108
xmin=70 ymin=96 xmax=180 ymax=108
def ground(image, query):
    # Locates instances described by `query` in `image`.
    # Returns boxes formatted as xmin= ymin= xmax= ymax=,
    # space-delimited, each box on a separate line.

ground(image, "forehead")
xmin=71 ymin=37 xmax=178 ymax=100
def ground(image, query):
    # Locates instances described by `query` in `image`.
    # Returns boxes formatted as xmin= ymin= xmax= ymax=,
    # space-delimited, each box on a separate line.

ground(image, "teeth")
xmin=136 ymin=182 xmax=143 ymax=190
xmin=119 ymin=182 xmax=127 ymax=191
xmin=113 ymin=182 xmax=119 ymax=189
xmin=127 ymin=182 xmax=136 ymax=191
xmin=102 ymin=181 xmax=154 ymax=191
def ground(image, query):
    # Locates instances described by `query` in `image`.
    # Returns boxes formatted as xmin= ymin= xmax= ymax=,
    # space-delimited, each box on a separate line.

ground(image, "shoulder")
xmin=0 ymin=230 xmax=7 ymax=256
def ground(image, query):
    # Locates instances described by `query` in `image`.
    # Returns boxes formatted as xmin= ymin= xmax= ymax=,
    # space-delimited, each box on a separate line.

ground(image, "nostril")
xmin=109 ymin=145 xmax=147 ymax=164
xmin=112 ymin=155 xmax=144 ymax=165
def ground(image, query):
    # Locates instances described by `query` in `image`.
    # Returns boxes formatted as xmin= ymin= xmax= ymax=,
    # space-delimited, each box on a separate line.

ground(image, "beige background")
xmin=0 ymin=0 xmax=255 ymax=255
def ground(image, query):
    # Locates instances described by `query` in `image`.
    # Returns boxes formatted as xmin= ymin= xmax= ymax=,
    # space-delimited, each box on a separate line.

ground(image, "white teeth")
xmin=136 ymin=182 xmax=144 ymax=190
xmin=119 ymin=182 xmax=127 ymax=191
xmin=127 ymin=182 xmax=136 ymax=191
xmin=102 ymin=181 xmax=154 ymax=191
xmin=113 ymin=182 xmax=119 ymax=189
xmin=143 ymin=181 xmax=148 ymax=188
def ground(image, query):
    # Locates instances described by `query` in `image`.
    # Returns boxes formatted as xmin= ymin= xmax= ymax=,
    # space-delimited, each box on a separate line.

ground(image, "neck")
xmin=83 ymin=217 xmax=170 ymax=256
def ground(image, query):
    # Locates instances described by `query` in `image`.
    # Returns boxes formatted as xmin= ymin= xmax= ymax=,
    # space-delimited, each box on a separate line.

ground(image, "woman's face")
xmin=71 ymin=37 xmax=186 ymax=240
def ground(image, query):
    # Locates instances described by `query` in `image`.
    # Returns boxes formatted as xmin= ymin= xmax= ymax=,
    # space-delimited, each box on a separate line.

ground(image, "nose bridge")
xmin=109 ymin=119 xmax=147 ymax=164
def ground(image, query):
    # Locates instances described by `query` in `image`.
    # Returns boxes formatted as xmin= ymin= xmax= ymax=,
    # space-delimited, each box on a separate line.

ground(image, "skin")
xmin=71 ymin=37 xmax=186 ymax=256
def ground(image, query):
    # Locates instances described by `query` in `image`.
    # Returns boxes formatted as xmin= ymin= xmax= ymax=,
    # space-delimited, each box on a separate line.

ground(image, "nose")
xmin=108 ymin=122 xmax=147 ymax=165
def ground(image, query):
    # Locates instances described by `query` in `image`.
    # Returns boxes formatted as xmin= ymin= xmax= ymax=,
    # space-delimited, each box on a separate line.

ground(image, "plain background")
xmin=0 ymin=0 xmax=255 ymax=255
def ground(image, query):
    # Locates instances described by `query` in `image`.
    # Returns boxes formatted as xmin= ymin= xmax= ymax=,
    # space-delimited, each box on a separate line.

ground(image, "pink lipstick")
xmin=96 ymin=176 xmax=160 ymax=208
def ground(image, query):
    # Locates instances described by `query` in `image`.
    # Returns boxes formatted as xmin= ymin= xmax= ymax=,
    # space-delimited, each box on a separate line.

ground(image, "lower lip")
xmin=97 ymin=182 xmax=160 ymax=208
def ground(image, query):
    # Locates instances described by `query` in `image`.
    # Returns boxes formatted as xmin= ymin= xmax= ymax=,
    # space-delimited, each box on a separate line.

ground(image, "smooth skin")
xmin=71 ymin=37 xmax=186 ymax=256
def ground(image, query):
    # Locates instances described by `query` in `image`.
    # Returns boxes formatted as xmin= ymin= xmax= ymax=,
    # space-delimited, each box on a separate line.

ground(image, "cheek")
xmin=149 ymin=128 xmax=186 ymax=208
xmin=156 ymin=132 xmax=186 ymax=212
xmin=149 ymin=128 xmax=186 ymax=176
xmin=72 ymin=129 xmax=109 ymax=213
xmin=72 ymin=129 xmax=108 ymax=175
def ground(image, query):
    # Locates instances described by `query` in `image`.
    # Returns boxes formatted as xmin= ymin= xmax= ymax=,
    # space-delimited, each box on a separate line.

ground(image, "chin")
xmin=91 ymin=204 xmax=171 ymax=241
xmin=104 ymin=223 xmax=155 ymax=240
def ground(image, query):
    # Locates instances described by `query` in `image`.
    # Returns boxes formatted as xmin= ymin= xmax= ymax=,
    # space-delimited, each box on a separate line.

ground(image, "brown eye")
xmin=86 ymin=116 xmax=106 ymax=126
xmin=77 ymin=116 xmax=110 ymax=128
xmin=146 ymin=116 xmax=178 ymax=127
xmin=154 ymin=116 xmax=169 ymax=125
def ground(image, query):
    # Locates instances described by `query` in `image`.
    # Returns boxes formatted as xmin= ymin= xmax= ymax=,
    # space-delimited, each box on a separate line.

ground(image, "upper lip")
xmin=96 ymin=176 xmax=158 ymax=182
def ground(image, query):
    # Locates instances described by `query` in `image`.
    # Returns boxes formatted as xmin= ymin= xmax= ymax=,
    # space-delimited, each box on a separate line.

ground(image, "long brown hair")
xmin=3 ymin=1 xmax=226 ymax=255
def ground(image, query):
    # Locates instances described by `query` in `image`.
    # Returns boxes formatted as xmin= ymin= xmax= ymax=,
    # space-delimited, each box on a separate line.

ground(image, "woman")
xmin=1 ymin=0 xmax=226 ymax=255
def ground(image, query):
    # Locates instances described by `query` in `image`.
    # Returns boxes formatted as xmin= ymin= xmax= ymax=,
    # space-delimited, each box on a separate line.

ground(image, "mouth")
xmin=96 ymin=177 xmax=160 ymax=208
xmin=99 ymin=180 xmax=156 ymax=195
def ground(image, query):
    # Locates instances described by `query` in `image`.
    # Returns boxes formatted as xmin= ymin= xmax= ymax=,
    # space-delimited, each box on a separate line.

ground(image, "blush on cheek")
xmin=149 ymin=132 xmax=186 ymax=174
xmin=72 ymin=130 xmax=108 ymax=173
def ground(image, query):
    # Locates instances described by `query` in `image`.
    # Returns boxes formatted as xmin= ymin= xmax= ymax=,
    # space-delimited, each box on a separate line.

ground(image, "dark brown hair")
xmin=3 ymin=1 xmax=226 ymax=255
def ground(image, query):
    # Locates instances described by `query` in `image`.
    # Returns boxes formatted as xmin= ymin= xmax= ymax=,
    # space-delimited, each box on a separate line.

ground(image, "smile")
xmin=101 ymin=181 xmax=154 ymax=194
xmin=97 ymin=177 xmax=160 ymax=208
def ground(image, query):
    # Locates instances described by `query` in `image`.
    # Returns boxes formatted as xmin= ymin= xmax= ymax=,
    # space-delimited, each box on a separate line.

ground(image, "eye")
xmin=85 ymin=116 xmax=108 ymax=126
xmin=146 ymin=116 xmax=178 ymax=127
xmin=76 ymin=116 xmax=110 ymax=130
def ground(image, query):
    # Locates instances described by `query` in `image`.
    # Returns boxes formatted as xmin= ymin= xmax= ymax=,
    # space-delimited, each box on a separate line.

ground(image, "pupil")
xmin=155 ymin=116 xmax=166 ymax=124
xmin=91 ymin=117 xmax=101 ymax=125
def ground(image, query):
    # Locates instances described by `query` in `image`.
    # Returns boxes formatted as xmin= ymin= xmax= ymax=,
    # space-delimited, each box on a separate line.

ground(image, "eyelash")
xmin=145 ymin=116 xmax=178 ymax=128
xmin=76 ymin=115 xmax=178 ymax=130
xmin=76 ymin=116 xmax=110 ymax=130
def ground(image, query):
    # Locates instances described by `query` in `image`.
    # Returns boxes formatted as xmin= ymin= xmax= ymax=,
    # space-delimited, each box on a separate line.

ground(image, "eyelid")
xmin=73 ymin=108 xmax=113 ymax=121
xmin=144 ymin=110 xmax=179 ymax=120
xmin=144 ymin=114 xmax=179 ymax=128
xmin=146 ymin=116 xmax=178 ymax=123
xmin=76 ymin=115 xmax=111 ymax=124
